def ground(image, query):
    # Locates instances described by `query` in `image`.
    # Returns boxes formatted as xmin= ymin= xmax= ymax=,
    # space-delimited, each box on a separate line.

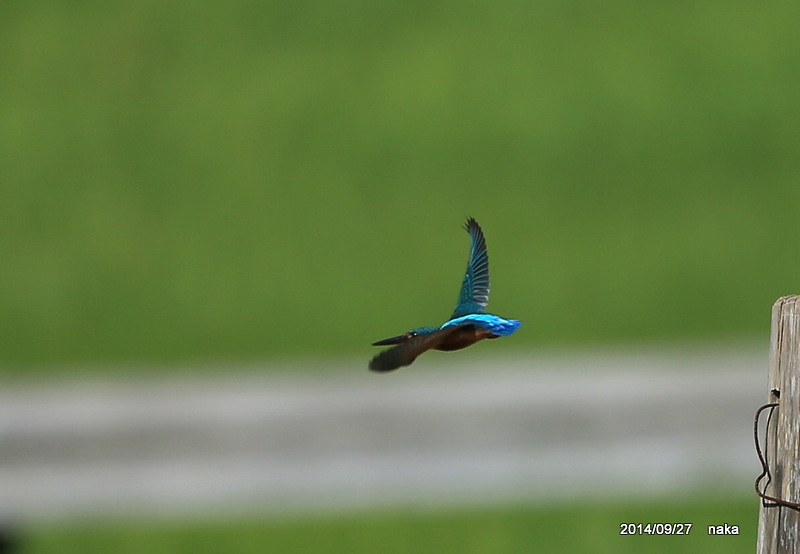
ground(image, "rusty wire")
xmin=754 ymin=401 xmax=800 ymax=511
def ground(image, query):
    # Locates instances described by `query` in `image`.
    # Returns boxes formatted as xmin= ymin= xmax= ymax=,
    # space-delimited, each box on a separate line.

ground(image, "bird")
xmin=369 ymin=217 xmax=520 ymax=372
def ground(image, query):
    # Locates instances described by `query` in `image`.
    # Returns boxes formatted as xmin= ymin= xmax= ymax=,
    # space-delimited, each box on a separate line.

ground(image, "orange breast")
xmin=434 ymin=327 xmax=498 ymax=352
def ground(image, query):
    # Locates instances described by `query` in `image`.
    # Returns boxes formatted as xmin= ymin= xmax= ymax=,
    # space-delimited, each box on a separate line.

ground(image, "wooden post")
xmin=757 ymin=295 xmax=800 ymax=553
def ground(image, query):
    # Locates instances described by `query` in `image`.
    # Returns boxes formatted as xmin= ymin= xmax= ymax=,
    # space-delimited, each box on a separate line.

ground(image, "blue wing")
xmin=441 ymin=313 xmax=521 ymax=337
xmin=451 ymin=217 xmax=490 ymax=318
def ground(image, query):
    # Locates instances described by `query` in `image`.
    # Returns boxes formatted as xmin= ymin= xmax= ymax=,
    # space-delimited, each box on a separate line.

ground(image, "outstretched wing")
xmin=369 ymin=327 xmax=463 ymax=373
xmin=451 ymin=217 xmax=490 ymax=318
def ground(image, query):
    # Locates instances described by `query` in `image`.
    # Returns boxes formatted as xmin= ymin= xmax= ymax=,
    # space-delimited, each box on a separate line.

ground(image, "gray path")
xmin=0 ymin=344 xmax=766 ymax=520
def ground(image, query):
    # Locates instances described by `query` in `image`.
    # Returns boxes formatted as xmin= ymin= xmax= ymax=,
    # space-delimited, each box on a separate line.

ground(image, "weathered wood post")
xmin=757 ymin=295 xmax=800 ymax=553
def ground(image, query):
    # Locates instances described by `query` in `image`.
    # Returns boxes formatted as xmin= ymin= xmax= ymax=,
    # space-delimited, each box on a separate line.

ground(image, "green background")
xmin=1 ymin=2 xmax=781 ymax=551
xmin=3 ymin=1 xmax=799 ymax=374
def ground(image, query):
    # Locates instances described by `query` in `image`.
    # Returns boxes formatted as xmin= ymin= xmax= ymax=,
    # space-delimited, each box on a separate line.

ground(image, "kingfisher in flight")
xmin=369 ymin=217 xmax=521 ymax=372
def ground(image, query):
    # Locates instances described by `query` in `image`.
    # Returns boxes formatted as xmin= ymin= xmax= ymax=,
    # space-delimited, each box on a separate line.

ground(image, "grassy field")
xmin=23 ymin=495 xmax=755 ymax=554
xmin=1 ymin=7 xmax=773 ymax=551
xmin=3 ymin=1 xmax=800 ymax=374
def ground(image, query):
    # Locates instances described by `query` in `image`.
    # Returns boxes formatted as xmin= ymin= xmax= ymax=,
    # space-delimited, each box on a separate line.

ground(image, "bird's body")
xmin=369 ymin=218 xmax=520 ymax=372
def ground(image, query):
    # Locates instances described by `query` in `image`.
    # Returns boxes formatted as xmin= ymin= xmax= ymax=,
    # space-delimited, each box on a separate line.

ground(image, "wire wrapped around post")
xmin=757 ymin=295 xmax=800 ymax=554
xmin=754 ymin=402 xmax=800 ymax=510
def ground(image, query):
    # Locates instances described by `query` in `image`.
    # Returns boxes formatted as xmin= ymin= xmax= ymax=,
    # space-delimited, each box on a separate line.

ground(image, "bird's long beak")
xmin=371 ymin=334 xmax=408 ymax=346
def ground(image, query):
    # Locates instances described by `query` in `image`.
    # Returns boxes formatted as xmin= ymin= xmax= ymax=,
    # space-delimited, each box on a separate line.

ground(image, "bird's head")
xmin=371 ymin=326 xmax=437 ymax=346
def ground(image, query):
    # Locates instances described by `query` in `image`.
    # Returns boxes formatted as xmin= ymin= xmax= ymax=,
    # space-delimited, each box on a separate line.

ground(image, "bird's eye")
xmin=407 ymin=331 xmax=418 ymax=338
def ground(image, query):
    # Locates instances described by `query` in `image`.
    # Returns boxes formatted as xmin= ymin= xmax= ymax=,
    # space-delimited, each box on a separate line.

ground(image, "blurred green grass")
xmin=2 ymin=1 xmax=800 ymax=372
xmin=25 ymin=496 xmax=755 ymax=554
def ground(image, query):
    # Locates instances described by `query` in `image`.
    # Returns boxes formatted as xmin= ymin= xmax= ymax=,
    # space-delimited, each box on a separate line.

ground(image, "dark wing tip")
xmin=368 ymin=344 xmax=414 ymax=372
xmin=368 ymin=327 xmax=459 ymax=373
xmin=368 ymin=354 xmax=402 ymax=372
xmin=464 ymin=217 xmax=485 ymax=247
xmin=464 ymin=216 xmax=480 ymax=234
